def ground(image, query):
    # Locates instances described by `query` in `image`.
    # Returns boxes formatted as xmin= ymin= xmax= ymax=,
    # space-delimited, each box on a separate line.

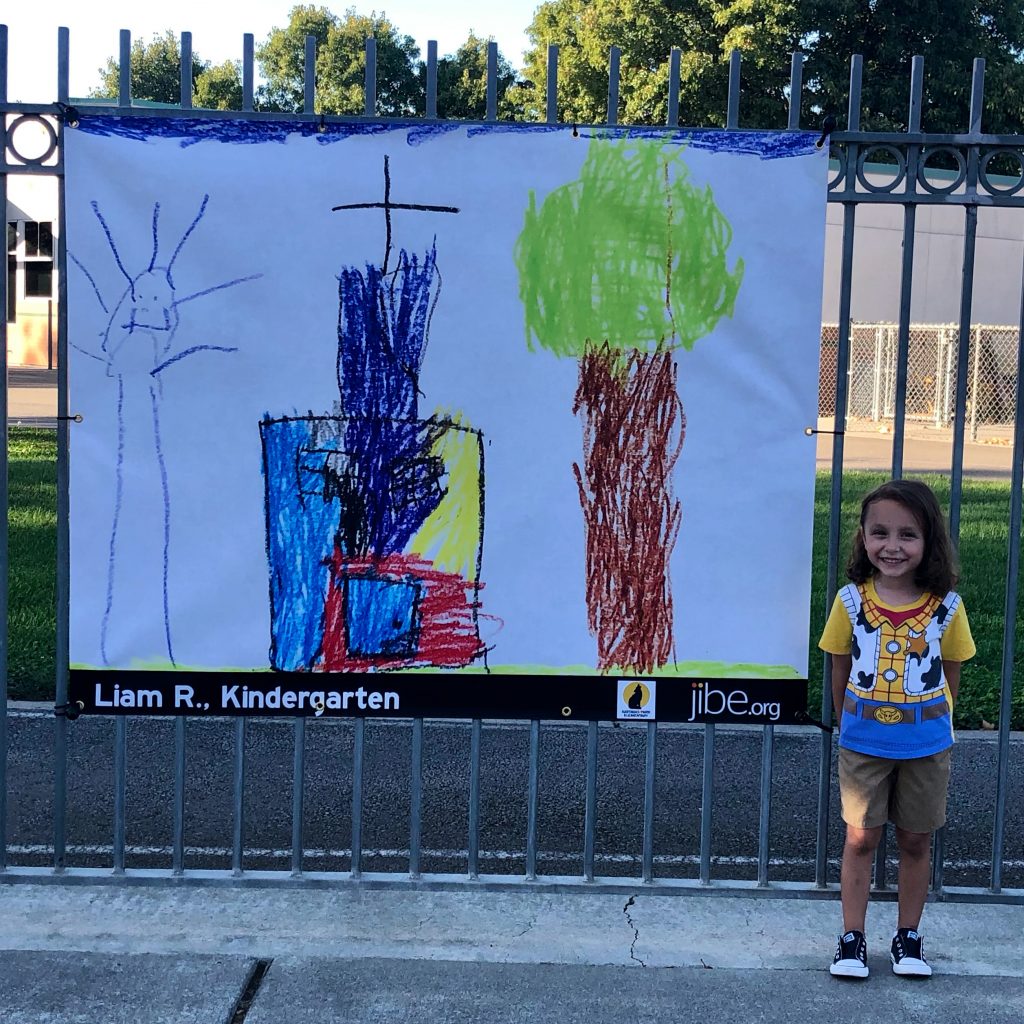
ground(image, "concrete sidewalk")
xmin=0 ymin=883 xmax=1021 ymax=1023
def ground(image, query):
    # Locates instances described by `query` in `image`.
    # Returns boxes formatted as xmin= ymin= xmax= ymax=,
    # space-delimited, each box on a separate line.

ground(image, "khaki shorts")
xmin=838 ymin=746 xmax=951 ymax=833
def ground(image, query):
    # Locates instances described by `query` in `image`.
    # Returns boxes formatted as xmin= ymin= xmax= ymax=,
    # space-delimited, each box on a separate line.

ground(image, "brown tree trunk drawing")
xmin=573 ymin=340 xmax=685 ymax=672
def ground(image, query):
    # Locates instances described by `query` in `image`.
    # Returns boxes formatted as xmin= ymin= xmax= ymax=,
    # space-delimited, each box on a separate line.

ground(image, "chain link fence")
xmin=819 ymin=323 xmax=1020 ymax=441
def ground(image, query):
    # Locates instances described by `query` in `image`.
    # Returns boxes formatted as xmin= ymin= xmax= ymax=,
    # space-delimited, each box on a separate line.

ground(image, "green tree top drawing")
xmin=516 ymin=137 xmax=744 ymax=360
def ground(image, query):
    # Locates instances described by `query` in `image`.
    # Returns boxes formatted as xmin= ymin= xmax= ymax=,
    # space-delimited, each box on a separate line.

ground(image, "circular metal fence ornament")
xmin=856 ymin=145 xmax=907 ymax=193
xmin=979 ymin=148 xmax=1024 ymax=197
xmin=6 ymin=114 xmax=58 ymax=166
xmin=917 ymin=146 xmax=967 ymax=195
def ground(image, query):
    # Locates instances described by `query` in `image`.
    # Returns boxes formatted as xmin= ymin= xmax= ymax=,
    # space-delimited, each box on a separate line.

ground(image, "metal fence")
xmin=1 ymin=27 xmax=1021 ymax=902
xmin=820 ymin=322 xmax=1021 ymax=440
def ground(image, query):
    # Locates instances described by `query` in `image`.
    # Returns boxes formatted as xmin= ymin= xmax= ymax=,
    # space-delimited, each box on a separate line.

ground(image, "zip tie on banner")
xmin=57 ymin=414 xmax=84 ymax=423
xmin=805 ymin=426 xmax=844 ymax=436
xmin=55 ymin=102 xmax=80 ymax=128
xmin=53 ymin=701 xmax=84 ymax=721
xmin=794 ymin=709 xmax=833 ymax=733
xmin=816 ymin=114 xmax=836 ymax=150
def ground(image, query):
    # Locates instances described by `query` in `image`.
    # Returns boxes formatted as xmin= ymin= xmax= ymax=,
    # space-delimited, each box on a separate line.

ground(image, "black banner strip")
xmin=69 ymin=670 xmax=809 ymax=726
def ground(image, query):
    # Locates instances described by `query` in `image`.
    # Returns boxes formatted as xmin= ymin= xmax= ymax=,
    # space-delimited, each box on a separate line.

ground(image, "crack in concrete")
xmin=623 ymin=895 xmax=645 ymax=967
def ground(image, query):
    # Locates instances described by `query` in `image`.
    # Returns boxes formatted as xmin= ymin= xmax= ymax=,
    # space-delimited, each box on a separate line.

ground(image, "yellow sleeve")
xmin=941 ymin=602 xmax=976 ymax=662
xmin=818 ymin=593 xmax=852 ymax=654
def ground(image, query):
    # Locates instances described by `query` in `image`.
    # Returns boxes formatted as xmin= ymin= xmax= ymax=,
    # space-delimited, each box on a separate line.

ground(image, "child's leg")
xmin=894 ymin=827 xmax=932 ymax=930
xmin=840 ymin=824 xmax=884 ymax=932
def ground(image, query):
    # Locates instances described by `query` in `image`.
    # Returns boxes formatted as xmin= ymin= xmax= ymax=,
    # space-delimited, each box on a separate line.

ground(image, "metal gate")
xmin=1 ymin=27 xmax=1021 ymax=901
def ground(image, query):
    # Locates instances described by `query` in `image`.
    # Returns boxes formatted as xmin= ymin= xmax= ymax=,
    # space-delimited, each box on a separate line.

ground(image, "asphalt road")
xmin=4 ymin=711 xmax=1021 ymax=889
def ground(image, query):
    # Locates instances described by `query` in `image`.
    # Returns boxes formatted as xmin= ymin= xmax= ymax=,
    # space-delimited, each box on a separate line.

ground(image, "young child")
xmin=819 ymin=479 xmax=975 ymax=979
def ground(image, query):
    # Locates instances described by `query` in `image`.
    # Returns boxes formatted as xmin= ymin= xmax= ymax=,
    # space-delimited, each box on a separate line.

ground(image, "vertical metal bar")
xmin=991 ymin=247 xmax=1024 ymax=893
xmin=970 ymin=325 xmax=981 ymax=441
xmin=426 ymin=41 xmax=438 ymax=119
xmin=467 ymin=719 xmax=481 ymax=879
xmin=242 ymin=34 xmax=254 ymax=112
xmin=525 ymin=720 xmax=540 ymax=880
xmin=172 ymin=719 xmax=186 ymax=874
xmin=118 ymin=30 xmax=131 ymax=106
xmin=606 ymin=46 xmax=620 ymax=126
xmin=666 ymin=48 xmax=680 ymax=127
xmin=290 ymin=718 xmax=305 ymax=875
xmin=816 ymin=54 xmax=862 ymax=889
xmin=409 ymin=718 xmax=423 ymax=878
xmin=486 ymin=41 xmax=498 ymax=121
xmin=179 ymin=32 xmax=193 ymax=109
xmin=873 ymin=827 xmax=889 ymax=890
xmin=546 ymin=45 xmax=559 ymax=125
xmin=757 ymin=725 xmax=774 ymax=887
xmin=364 ymin=37 xmax=376 ymax=117
xmin=890 ymin=56 xmax=924 ymax=478
xmin=350 ymin=718 xmax=364 ymax=878
xmin=53 ymin=37 xmax=72 ymax=870
xmin=231 ymin=718 xmax=245 ymax=876
xmin=303 ymin=34 xmax=315 ymax=114
xmin=0 ymin=23 xmax=8 ymax=873
xmin=788 ymin=52 xmax=803 ymax=130
xmin=726 ymin=50 xmax=741 ymax=129
xmin=641 ymin=722 xmax=657 ymax=883
xmin=112 ymin=718 xmax=126 ymax=873
xmin=583 ymin=721 xmax=598 ymax=881
xmin=699 ymin=724 xmax=714 ymax=885
xmin=948 ymin=61 xmax=984 ymax=543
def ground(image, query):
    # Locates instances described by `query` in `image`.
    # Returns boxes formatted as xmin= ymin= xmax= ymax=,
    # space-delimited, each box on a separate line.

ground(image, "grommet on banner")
xmin=54 ymin=701 xmax=84 ymax=721
xmin=57 ymin=414 xmax=84 ymax=423
xmin=55 ymin=102 xmax=80 ymax=128
xmin=805 ymin=426 xmax=844 ymax=436
xmin=317 ymin=113 xmax=327 ymax=134
xmin=561 ymin=706 xmax=572 ymax=717
xmin=816 ymin=114 xmax=837 ymax=150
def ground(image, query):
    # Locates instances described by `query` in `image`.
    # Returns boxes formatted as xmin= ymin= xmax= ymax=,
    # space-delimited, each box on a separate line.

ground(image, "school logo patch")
xmin=617 ymin=680 xmax=655 ymax=720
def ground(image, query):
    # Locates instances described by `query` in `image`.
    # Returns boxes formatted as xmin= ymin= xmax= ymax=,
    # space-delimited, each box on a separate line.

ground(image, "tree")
xmin=517 ymin=0 xmax=1024 ymax=132
xmin=801 ymin=1 xmax=1024 ymax=133
xmin=431 ymin=33 xmax=521 ymax=119
xmin=90 ymin=30 xmax=208 ymax=104
xmin=256 ymin=5 xmax=420 ymax=115
xmin=195 ymin=61 xmax=244 ymax=111
xmin=514 ymin=0 xmax=803 ymax=127
xmin=515 ymin=138 xmax=743 ymax=671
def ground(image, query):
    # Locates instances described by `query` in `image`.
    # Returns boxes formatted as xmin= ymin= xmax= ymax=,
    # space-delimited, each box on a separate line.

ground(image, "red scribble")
xmin=574 ymin=341 xmax=685 ymax=673
xmin=321 ymin=550 xmax=485 ymax=671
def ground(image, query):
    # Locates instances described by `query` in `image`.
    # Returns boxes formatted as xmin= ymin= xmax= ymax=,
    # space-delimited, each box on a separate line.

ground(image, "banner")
xmin=65 ymin=118 xmax=827 ymax=693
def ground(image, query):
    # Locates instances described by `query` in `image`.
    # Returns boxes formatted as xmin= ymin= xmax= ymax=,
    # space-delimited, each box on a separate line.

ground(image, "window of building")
xmin=23 ymin=220 xmax=54 ymax=298
xmin=6 ymin=223 xmax=15 ymax=323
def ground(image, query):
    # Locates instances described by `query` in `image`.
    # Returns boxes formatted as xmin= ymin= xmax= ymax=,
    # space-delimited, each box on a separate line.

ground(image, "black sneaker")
xmin=890 ymin=928 xmax=932 ymax=977
xmin=830 ymin=930 xmax=869 ymax=978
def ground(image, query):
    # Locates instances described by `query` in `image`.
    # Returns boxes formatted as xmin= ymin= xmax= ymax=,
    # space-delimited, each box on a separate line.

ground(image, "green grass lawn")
xmin=6 ymin=427 xmax=1023 ymax=728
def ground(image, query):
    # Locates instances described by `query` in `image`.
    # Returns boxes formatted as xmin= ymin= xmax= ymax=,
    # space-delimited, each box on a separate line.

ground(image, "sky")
xmin=2 ymin=1 xmax=540 ymax=102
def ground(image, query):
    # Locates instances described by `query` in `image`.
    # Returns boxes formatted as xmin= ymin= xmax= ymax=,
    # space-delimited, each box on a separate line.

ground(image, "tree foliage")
xmin=801 ymin=1 xmax=1024 ymax=133
xmin=431 ymin=33 xmax=521 ymax=119
xmin=513 ymin=1 xmax=802 ymax=127
xmin=194 ymin=61 xmax=244 ymax=111
xmin=256 ymin=5 xmax=420 ymax=114
xmin=517 ymin=0 xmax=1024 ymax=131
xmin=90 ymin=30 xmax=209 ymax=104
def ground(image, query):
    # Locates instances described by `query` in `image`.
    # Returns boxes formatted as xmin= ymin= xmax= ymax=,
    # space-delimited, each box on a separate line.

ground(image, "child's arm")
xmin=831 ymin=654 xmax=851 ymax=727
xmin=943 ymin=661 xmax=961 ymax=705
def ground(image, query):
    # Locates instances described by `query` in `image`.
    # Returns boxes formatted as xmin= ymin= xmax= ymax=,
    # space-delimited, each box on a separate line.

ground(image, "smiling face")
xmin=862 ymin=498 xmax=925 ymax=591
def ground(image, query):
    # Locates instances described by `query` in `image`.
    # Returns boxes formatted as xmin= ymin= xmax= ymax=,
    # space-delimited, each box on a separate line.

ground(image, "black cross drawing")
xmin=332 ymin=155 xmax=460 ymax=275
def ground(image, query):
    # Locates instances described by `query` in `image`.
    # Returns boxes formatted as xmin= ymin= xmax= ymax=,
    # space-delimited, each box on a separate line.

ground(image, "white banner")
xmin=65 ymin=119 xmax=827 ymax=678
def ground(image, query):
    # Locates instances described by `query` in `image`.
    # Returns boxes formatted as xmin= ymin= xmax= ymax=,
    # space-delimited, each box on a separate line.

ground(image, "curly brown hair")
xmin=846 ymin=479 xmax=958 ymax=593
